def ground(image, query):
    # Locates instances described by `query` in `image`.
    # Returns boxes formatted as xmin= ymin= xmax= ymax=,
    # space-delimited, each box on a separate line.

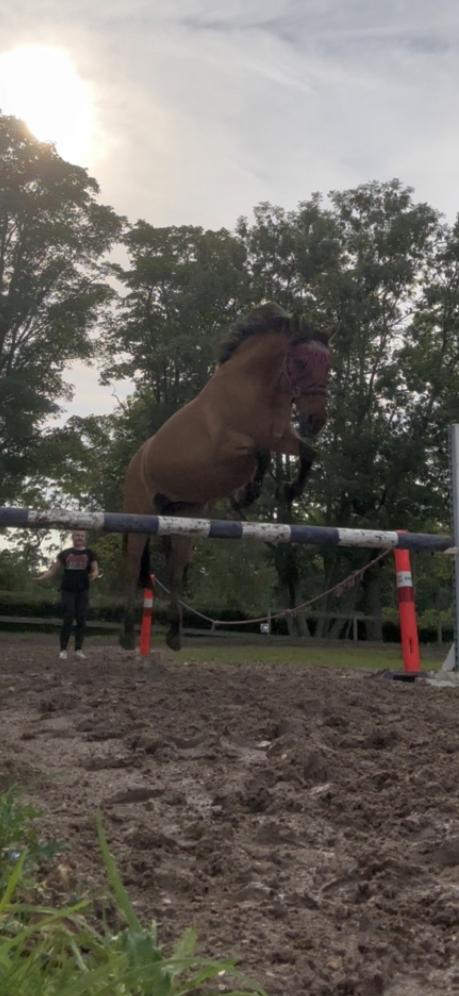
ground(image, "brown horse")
xmin=121 ymin=303 xmax=332 ymax=650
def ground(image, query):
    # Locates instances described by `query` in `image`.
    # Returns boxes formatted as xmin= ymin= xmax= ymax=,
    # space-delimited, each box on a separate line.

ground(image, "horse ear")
xmin=321 ymin=327 xmax=335 ymax=341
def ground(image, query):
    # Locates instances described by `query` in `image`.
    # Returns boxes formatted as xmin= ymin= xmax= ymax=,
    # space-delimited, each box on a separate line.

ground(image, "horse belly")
xmin=147 ymin=449 xmax=256 ymax=504
xmin=197 ymin=456 xmax=257 ymax=501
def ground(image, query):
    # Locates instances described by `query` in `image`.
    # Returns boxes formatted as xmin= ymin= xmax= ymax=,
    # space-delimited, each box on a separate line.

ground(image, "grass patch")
xmin=0 ymin=788 xmax=62 ymax=894
xmin=0 ymin=792 xmax=266 ymax=996
xmin=174 ymin=642 xmax=442 ymax=671
xmin=1 ymin=629 xmax=444 ymax=671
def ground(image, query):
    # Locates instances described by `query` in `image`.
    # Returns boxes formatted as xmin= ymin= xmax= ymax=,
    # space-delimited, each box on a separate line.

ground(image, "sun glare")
xmin=0 ymin=44 xmax=97 ymax=165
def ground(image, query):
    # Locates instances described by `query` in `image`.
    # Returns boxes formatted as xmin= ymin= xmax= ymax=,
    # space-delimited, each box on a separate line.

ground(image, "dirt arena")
xmin=1 ymin=638 xmax=459 ymax=995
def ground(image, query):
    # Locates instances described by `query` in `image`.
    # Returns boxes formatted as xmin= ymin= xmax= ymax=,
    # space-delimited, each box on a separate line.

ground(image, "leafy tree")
xmin=0 ymin=114 xmax=123 ymax=502
xmin=236 ymin=181 xmax=459 ymax=634
xmin=0 ymin=548 xmax=30 ymax=590
xmin=188 ymin=539 xmax=276 ymax=620
xmin=29 ymin=180 xmax=458 ymax=635
xmin=101 ymin=223 xmax=249 ymax=423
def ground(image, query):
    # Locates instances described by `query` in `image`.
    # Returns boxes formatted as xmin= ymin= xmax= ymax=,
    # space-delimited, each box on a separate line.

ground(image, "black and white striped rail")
xmin=0 ymin=506 xmax=455 ymax=553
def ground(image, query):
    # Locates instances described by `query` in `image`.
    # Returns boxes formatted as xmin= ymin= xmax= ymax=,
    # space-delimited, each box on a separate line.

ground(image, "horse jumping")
xmin=121 ymin=302 xmax=333 ymax=650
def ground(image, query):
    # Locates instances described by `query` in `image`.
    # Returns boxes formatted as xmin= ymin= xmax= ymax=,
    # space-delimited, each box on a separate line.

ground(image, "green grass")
xmin=1 ymin=629 xmax=444 ymax=671
xmin=0 ymin=792 xmax=266 ymax=996
xmin=0 ymin=788 xmax=63 ymax=894
xmin=178 ymin=643 xmax=401 ymax=669
xmin=174 ymin=641 xmax=442 ymax=671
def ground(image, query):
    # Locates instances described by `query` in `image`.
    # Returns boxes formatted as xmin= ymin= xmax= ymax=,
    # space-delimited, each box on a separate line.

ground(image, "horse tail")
xmin=139 ymin=539 xmax=151 ymax=587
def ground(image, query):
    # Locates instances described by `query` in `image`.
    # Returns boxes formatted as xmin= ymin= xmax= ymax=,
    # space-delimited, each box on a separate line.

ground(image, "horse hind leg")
xmin=120 ymin=448 xmax=156 ymax=649
xmin=231 ymin=449 xmax=271 ymax=511
xmin=120 ymin=532 xmax=149 ymax=650
xmin=165 ymin=536 xmax=192 ymax=651
xmin=162 ymin=502 xmax=205 ymax=651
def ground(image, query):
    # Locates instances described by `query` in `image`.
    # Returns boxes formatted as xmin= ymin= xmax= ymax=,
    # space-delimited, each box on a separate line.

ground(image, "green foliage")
xmin=2 ymin=153 xmax=458 ymax=633
xmin=413 ymin=551 xmax=454 ymax=632
xmin=0 ymin=796 xmax=265 ymax=996
xmin=101 ymin=223 xmax=249 ymax=410
xmin=188 ymin=539 xmax=277 ymax=616
xmin=0 ymin=788 xmax=62 ymax=895
xmin=233 ymin=181 xmax=459 ymax=626
xmin=0 ymin=550 xmax=31 ymax=590
xmin=0 ymin=113 xmax=123 ymax=502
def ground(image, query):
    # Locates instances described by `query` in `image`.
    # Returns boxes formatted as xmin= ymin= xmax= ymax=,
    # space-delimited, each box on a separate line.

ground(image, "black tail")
xmin=139 ymin=539 xmax=151 ymax=587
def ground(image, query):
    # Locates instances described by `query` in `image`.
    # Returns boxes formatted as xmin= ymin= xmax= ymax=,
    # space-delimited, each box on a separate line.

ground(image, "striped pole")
xmin=0 ymin=507 xmax=455 ymax=552
xmin=139 ymin=575 xmax=155 ymax=657
xmin=394 ymin=539 xmax=421 ymax=674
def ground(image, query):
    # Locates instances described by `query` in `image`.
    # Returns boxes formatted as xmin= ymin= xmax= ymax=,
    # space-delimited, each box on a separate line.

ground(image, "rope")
xmin=154 ymin=548 xmax=391 ymax=628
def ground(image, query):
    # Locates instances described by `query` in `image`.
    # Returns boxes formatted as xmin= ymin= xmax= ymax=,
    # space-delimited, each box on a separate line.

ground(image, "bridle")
xmin=280 ymin=337 xmax=331 ymax=398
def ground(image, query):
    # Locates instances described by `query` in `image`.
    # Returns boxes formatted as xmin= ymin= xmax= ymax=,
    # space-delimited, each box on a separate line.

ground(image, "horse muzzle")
xmin=298 ymin=412 xmax=326 ymax=437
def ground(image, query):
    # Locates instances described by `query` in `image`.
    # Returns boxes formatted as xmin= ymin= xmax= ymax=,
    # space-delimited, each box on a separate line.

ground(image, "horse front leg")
xmin=281 ymin=438 xmax=316 ymax=503
xmin=231 ymin=449 xmax=271 ymax=511
xmin=272 ymin=431 xmax=317 ymax=505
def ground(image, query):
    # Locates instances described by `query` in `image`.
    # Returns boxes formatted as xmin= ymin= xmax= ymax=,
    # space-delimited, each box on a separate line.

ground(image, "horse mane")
xmin=219 ymin=302 xmax=329 ymax=364
xmin=218 ymin=303 xmax=291 ymax=364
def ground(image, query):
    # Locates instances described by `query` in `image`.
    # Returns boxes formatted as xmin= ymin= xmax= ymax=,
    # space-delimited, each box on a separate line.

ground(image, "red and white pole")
xmin=394 ymin=540 xmax=421 ymax=674
xmin=139 ymin=574 xmax=155 ymax=657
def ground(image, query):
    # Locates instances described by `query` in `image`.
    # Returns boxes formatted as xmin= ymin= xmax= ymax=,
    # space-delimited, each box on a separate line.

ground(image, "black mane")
xmin=219 ymin=303 xmax=290 ymax=364
xmin=219 ymin=302 xmax=328 ymax=363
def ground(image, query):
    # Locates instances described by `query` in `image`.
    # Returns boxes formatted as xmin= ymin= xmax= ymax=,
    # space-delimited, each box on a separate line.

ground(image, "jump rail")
xmin=0 ymin=506 xmax=455 ymax=553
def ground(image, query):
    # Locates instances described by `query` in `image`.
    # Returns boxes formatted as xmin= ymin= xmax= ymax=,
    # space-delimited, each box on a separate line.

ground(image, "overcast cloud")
xmin=2 ymin=0 xmax=459 ymax=418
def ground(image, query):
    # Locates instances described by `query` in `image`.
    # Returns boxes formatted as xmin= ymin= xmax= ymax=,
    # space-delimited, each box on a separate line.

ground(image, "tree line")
xmin=1 ymin=113 xmax=458 ymax=638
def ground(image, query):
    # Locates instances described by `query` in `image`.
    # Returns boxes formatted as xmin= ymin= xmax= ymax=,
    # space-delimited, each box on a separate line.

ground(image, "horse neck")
xmin=216 ymin=332 xmax=289 ymax=394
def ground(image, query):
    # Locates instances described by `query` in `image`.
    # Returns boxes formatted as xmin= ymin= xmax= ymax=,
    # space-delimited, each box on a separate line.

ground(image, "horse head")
xmin=283 ymin=315 xmax=333 ymax=438
xmin=219 ymin=302 xmax=333 ymax=437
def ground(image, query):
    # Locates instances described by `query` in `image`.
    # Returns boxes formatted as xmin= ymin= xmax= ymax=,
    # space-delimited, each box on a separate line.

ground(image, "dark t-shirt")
xmin=58 ymin=547 xmax=97 ymax=592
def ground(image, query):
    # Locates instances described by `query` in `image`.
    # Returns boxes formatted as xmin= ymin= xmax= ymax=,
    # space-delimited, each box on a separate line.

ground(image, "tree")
xmin=236 ymin=181 xmax=459 ymax=634
xmin=41 ymin=181 xmax=459 ymax=634
xmin=0 ymin=114 xmax=123 ymax=501
xmin=101 ymin=222 xmax=249 ymax=423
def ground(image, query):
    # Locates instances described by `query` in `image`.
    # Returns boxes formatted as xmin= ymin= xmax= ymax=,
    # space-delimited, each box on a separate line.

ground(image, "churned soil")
xmin=1 ymin=638 xmax=459 ymax=995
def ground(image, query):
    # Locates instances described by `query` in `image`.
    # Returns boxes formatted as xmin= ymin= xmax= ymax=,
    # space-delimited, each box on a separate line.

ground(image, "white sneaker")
xmin=75 ymin=650 xmax=87 ymax=660
xmin=59 ymin=650 xmax=68 ymax=661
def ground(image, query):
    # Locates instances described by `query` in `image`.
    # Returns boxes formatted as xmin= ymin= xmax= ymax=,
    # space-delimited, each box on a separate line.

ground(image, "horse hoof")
xmin=232 ymin=482 xmax=260 ymax=511
xmin=166 ymin=630 xmax=182 ymax=651
xmin=246 ymin=482 xmax=261 ymax=503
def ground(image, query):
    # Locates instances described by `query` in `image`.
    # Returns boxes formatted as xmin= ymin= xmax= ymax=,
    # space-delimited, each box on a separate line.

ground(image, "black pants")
xmin=60 ymin=589 xmax=89 ymax=651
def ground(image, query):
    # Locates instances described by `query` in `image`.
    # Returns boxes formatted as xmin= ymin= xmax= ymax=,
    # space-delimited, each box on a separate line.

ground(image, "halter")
xmin=280 ymin=338 xmax=331 ymax=398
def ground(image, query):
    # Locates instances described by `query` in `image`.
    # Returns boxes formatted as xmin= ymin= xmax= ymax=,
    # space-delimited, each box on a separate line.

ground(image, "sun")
xmin=0 ymin=44 xmax=97 ymax=165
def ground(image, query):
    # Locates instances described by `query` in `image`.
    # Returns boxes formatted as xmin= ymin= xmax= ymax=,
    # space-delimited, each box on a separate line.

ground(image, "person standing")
xmin=35 ymin=530 xmax=99 ymax=660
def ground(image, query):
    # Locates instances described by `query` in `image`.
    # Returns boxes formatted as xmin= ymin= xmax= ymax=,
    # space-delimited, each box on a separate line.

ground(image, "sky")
xmin=2 ymin=0 xmax=459 ymax=420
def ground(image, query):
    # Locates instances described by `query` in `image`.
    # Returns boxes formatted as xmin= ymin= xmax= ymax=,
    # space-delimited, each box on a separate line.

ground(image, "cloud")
xmin=55 ymin=362 xmax=131 ymax=421
xmin=3 ymin=0 xmax=459 ymax=422
xmin=4 ymin=0 xmax=459 ymax=226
